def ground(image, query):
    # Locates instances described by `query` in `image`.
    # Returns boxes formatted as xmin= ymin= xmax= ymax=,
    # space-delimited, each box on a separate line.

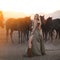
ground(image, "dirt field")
xmin=0 ymin=28 xmax=60 ymax=60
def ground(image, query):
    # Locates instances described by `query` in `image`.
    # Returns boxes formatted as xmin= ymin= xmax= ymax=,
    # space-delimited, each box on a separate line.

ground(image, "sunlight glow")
xmin=0 ymin=0 xmax=60 ymax=14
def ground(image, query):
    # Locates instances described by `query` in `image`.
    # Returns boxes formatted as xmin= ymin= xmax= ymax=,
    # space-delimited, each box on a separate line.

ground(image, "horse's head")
xmin=47 ymin=17 xmax=52 ymax=23
xmin=40 ymin=15 xmax=45 ymax=24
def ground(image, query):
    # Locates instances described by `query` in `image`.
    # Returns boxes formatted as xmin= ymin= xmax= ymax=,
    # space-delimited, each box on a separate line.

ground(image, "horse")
xmin=17 ymin=17 xmax=32 ymax=43
xmin=6 ymin=17 xmax=32 ymax=44
xmin=51 ymin=18 xmax=60 ymax=39
xmin=0 ymin=20 xmax=4 ymax=28
xmin=40 ymin=15 xmax=47 ymax=40
xmin=0 ymin=11 xmax=4 ymax=28
xmin=40 ymin=15 xmax=53 ymax=41
xmin=40 ymin=15 xmax=60 ymax=41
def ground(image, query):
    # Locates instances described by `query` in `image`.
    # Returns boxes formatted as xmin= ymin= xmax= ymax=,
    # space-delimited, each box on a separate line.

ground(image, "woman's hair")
xmin=34 ymin=14 xmax=42 ymax=28
xmin=34 ymin=14 xmax=39 ymax=20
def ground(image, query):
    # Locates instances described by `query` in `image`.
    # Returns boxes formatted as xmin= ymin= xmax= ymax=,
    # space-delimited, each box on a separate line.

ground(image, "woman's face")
xmin=34 ymin=14 xmax=39 ymax=20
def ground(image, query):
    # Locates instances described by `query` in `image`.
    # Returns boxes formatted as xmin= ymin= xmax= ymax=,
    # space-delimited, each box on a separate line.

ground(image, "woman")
xmin=25 ymin=14 xmax=45 ymax=57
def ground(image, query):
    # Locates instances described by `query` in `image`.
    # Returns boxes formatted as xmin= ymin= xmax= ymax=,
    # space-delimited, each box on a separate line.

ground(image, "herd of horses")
xmin=0 ymin=15 xmax=60 ymax=44
xmin=40 ymin=16 xmax=60 ymax=41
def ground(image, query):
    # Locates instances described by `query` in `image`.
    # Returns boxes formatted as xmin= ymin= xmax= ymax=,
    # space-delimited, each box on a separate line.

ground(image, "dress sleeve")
xmin=31 ymin=20 xmax=37 ymax=34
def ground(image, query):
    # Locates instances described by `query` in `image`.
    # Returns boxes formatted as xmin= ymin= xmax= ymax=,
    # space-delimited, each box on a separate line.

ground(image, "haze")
xmin=0 ymin=0 xmax=60 ymax=19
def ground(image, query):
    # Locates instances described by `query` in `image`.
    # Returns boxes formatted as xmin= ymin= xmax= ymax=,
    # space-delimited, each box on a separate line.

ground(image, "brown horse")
xmin=0 ymin=21 xmax=4 ymax=28
xmin=6 ymin=17 xmax=32 ymax=44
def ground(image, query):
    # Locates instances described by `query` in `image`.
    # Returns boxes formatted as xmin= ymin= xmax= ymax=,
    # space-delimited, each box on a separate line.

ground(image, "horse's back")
xmin=6 ymin=18 xmax=18 ymax=30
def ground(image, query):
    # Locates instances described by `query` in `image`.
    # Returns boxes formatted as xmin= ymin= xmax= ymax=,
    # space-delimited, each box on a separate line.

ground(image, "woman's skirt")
xmin=24 ymin=29 xmax=45 ymax=57
xmin=31 ymin=29 xmax=45 ymax=56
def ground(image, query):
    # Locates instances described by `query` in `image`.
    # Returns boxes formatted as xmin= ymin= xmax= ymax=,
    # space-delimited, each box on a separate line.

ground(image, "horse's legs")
xmin=43 ymin=32 xmax=45 ymax=40
xmin=58 ymin=31 xmax=60 ymax=39
xmin=6 ymin=29 xmax=9 ymax=42
xmin=42 ymin=31 xmax=45 ymax=40
xmin=49 ymin=31 xmax=53 ymax=42
xmin=26 ymin=30 xmax=29 ymax=41
xmin=18 ymin=31 xmax=20 ymax=44
xmin=45 ymin=32 xmax=47 ymax=42
xmin=27 ymin=33 xmax=29 ymax=41
xmin=20 ymin=31 xmax=22 ymax=43
xmin=23 ymin=32 xmax=26 ymax=43
xmin=10 ymin=30 xmax=13 ymax=43
xmin=55 ymin=31 xmax=59 ymax=39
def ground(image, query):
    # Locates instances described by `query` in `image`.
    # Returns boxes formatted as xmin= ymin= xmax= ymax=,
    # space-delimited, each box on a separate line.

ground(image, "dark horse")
xmin=40 ymin=15 xmax=53 ymax=41
xmin=6 ymin=17 xmax=32 ymax=44
xmin=40 ymin=15 xmax=60 ymax=41
xmin=51 ymin=18 xmax=60 ymax=39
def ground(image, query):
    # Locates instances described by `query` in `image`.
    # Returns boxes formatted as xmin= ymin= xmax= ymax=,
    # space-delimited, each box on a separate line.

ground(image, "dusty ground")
xmin=0 ymin=42 xmax=60 ymax=60
xmin=0 ymin=28 xmax=60 ymax=60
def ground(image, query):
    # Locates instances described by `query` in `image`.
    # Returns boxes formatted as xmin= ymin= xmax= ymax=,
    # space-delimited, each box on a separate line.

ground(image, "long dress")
xmin=25 ymin=19 xmax=45 ymax=56
xmin=31 ymin=28 xmax=45 ymax=56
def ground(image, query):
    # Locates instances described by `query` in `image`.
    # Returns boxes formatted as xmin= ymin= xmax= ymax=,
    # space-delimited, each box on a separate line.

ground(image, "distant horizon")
xmin=2 ymin=9 xmax=60 ymax=15
xmin=1 ymin=10 xmax=60 ymax=20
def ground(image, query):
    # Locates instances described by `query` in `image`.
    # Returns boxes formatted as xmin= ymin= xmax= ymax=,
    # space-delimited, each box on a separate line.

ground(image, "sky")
xmin=0 ymin=0 xmax=60 ymax=15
